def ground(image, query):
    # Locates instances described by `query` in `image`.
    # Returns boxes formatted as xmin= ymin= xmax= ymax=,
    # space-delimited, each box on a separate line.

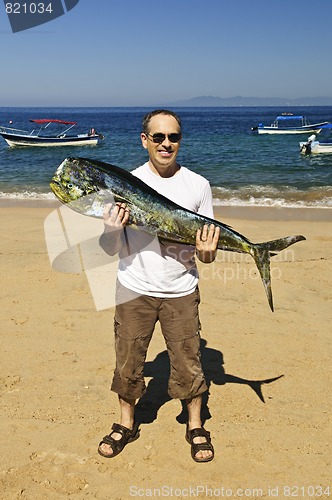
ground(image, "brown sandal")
xmin=186 ymin=424 xmax=214 ymax=463
xmin=98 ymin=422 xmax=140 ymax=458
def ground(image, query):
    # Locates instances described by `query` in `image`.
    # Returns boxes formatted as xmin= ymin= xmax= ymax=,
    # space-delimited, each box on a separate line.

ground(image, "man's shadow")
xmin=134 ymin=338 xmax=283 ymax=425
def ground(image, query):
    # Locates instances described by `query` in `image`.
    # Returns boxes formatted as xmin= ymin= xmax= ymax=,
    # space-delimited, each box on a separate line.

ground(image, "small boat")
xmin=251 ymin=115 xmax=329 ymax=135
xmin=0 ymin=119 xmax=105 ymax=147
xmin=300 ymin=124 xmax=332 ymax=154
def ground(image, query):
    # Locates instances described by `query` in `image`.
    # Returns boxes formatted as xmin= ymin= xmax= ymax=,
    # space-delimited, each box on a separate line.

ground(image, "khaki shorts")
xmin=111 ymin=281 xmax=208 ymax=400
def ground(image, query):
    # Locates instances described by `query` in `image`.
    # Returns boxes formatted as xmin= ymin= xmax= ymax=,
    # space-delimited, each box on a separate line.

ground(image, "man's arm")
xmin=99 ymin=202 xmax=130 ymax=256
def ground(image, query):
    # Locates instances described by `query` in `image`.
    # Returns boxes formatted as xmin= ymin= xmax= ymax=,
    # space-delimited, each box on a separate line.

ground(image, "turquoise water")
xmin=1 ymin=106 xmax=332 ymax=207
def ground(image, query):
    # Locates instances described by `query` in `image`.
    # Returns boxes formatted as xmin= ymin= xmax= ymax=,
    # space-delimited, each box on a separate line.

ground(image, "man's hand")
xmin=103 ymin=202 xmax=130 ymax=232
xmin=196 ymin=224 xmax=220 ymax=263
xmin=99 ymin=202 xmax=130 ymax=256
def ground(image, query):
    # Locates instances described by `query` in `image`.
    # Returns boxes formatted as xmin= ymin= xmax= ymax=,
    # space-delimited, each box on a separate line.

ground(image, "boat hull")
xmin=300 ymin=140 xmax=332 ymax=154
xmin=257 ymin=124 xmax=326 ymax=135
xmin=0 ymin=132 xmax=99 ymax=147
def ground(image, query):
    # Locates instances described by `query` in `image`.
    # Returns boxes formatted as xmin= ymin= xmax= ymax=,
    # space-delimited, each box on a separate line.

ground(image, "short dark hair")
xmin=142 ymin=109 xmax=182 ymax=134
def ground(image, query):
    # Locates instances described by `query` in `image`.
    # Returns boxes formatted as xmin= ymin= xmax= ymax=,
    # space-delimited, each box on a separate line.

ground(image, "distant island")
xmin=167 ymin=95 xmax=332 ymax=107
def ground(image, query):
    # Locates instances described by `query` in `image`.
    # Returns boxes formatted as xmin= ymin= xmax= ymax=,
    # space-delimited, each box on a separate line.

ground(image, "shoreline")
xmin=0 ymin=197 xmax=331 ymax=221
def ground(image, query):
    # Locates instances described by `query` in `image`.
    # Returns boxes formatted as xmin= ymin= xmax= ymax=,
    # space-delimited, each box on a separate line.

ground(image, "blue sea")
xmin=1 ymin=106 xmax=332 ymax=208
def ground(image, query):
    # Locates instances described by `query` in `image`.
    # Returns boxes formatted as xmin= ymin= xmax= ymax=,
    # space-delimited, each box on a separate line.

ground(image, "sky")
xmin=1 ymin=0 xmax=332 ymax=107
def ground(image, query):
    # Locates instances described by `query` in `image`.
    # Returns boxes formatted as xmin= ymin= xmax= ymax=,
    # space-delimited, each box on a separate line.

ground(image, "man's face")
xmin=141 ymin=114 xmax=181 ymax=172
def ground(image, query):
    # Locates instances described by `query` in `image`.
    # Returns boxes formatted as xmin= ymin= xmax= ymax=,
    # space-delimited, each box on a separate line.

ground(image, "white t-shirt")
xmin=117 ymin=162 xmax=214 ymax=298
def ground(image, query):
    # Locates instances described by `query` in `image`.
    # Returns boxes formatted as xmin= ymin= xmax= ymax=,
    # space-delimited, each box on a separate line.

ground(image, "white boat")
xmin=300 ymin=134 xmax=332 ymax=155
xmin=0 ymin=119 xmax=104 ymax=147
xmin=251 ymin=115 xmax=329 ymax=135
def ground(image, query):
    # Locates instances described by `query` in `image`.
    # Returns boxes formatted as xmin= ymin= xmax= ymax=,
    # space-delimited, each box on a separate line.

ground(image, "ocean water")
xmin=1 ymin=106 xmax=332 ymax=208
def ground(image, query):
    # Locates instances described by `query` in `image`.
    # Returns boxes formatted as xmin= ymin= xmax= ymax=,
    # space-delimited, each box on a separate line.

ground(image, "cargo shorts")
xmin=111 ymin=280 xmax=208 ymax=400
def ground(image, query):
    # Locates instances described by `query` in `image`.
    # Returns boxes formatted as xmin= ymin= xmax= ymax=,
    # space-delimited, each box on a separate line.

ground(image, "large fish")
xmin=50 ymin=157 xmax=305 ymax=311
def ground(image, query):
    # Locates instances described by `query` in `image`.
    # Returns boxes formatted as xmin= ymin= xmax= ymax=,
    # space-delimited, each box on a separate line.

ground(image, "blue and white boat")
xmin=251 ymin=115 xmax=329 ymax=135
xmin=0 ymin=119 xmax=104 ymax=147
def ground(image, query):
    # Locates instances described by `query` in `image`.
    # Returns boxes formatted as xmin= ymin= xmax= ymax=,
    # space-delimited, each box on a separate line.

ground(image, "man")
xmin=98 ymin=109 xmax=220 ymax=462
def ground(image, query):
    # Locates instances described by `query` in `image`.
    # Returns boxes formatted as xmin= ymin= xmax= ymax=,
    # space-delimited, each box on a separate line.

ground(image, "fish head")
xmin=50 ymin=157 xmax=103 ymax=202
xmin=50 ymin=157 xmax=113 ymax=217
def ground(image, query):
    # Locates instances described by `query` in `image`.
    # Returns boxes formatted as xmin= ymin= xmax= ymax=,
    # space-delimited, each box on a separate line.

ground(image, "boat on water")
xmin=0 ymin=119 xmax=105 ymax=147
xmin=300 ymin=124 xmax=332 ymax=154
xmin=251 ymin=115 xmax=329 ymax=135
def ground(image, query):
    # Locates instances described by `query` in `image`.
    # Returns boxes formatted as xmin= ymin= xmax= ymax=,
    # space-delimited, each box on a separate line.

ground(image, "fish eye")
xmin=67 ymin=183 xmax=73 ymax=188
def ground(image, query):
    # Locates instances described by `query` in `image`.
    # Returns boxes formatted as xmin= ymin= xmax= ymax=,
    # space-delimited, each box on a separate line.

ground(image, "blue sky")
xmin=1 ymin=0 xmax=332 ymax=106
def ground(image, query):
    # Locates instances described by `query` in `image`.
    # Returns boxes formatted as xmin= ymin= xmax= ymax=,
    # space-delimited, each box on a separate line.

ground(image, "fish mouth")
xmin=50 ymin=178 xmax=71 ymax=203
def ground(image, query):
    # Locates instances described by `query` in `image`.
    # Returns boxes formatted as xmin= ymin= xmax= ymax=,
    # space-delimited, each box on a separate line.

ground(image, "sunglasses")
xmin=146 ymin=132 xmax=182 ymax=144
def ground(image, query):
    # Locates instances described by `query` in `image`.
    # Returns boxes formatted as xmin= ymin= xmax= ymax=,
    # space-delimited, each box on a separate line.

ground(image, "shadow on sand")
xmin=135 ymin=338 xmax=283 ymax=426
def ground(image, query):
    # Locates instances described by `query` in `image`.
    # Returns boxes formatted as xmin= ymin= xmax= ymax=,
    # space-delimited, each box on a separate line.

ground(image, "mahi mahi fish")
xmin=50 ymin=157 xmax=306 ymax=311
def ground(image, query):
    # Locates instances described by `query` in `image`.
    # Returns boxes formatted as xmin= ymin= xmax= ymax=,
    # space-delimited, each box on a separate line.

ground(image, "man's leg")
xmin=186 ymin=395 xmax=213 ymax=461
xmin=158 ymin=289 xmax=214 ymax=461
xmin=98 ymin=396 xmax=136 ymax=457
xmin=98 ymin=283 xmax=158 ymax=458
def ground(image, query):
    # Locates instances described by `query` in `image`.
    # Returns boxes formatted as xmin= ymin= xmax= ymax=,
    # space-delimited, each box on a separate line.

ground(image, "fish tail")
xmin=251 ymin=235 xmax=306 ymax=312
xmin=262 ymin=234 xmax=306 ymax=253
xmin=251 ymin=244 xmax=274 ymax=311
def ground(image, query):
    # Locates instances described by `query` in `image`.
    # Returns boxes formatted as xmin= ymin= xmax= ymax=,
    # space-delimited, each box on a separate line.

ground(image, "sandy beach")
xmin=1 ymin=203 xmax=331 ymax=499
